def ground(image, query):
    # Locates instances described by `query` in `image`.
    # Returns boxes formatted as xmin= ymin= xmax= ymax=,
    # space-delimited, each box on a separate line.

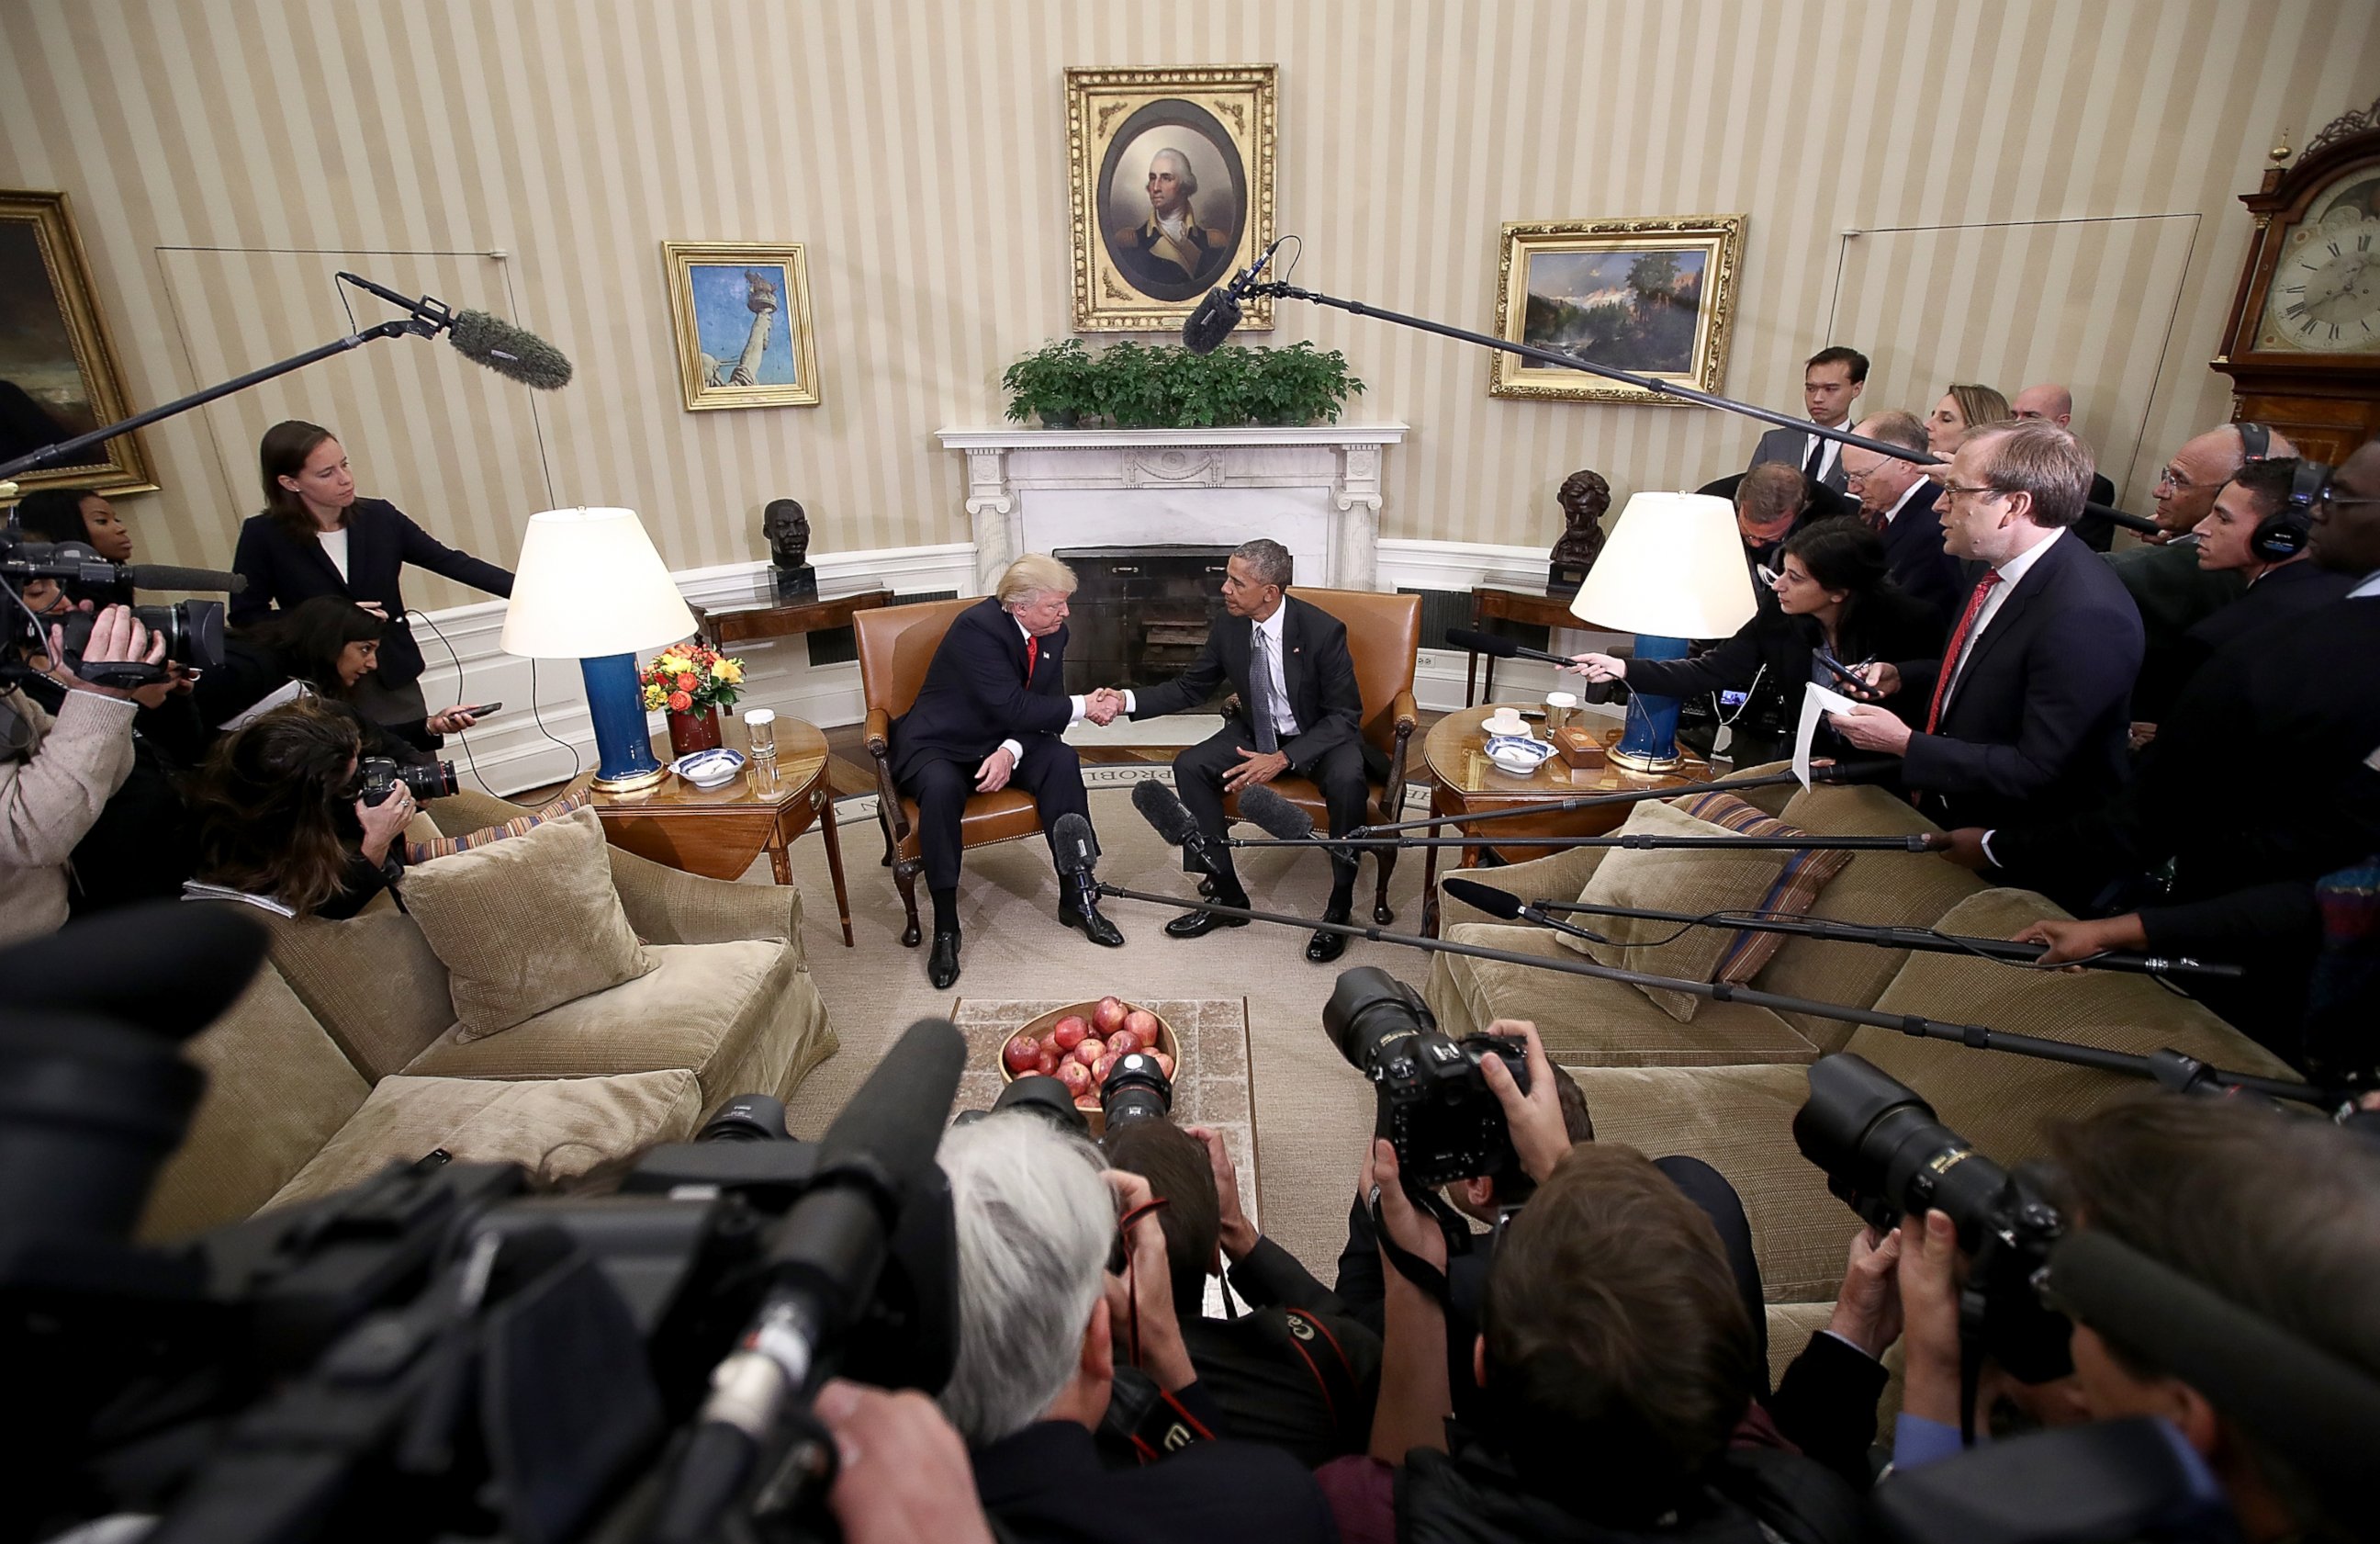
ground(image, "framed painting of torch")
xmin=661 ymin=241 xmax=822 ymax=411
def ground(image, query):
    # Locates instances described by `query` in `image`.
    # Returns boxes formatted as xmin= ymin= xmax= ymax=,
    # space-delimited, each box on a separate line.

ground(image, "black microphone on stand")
xmin=1182 ymin=237 xmax=1289 ymax=355
xmin=1130 ymin=780 xmax=1224 ymax=876
xmin=1051 ymin=812 xmax=1106 ymax=918
xmin=1442 ymin=876 xmax=1611 ymax=943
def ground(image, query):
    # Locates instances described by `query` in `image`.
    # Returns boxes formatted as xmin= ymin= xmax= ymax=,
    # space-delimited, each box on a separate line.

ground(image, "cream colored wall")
xmin=3 ymin=0 xmax=2374 ymax=614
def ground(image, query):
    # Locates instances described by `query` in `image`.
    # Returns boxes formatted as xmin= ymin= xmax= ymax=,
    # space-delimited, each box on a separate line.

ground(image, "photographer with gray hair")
xmin=936 ymin=1110 xmax=1333 ymax=1544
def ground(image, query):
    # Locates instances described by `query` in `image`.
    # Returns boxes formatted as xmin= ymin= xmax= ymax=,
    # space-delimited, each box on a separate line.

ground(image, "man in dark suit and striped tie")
xmin=1746 ymin=346 xmax=1869 ymax=495
xmin=1117 ymin=539 xmax=1378 ymax=963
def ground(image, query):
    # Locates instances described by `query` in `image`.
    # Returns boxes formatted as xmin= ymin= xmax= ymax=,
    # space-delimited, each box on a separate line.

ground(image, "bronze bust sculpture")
xmin=764 ymin=498 xmax=816 ymax=600
xmin=1548 ymin=469 xmax=1609 ymax=593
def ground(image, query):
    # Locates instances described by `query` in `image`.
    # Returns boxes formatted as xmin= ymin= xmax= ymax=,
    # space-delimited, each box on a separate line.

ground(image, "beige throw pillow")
xmin=1558 ymin=800 xmax=1792 ymax=1022
xmin=401 ymin=806 xmax=652 ymax=1041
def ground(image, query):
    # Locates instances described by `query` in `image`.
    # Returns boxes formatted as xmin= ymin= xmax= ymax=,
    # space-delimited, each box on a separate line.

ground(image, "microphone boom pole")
xmin=1348 ymin=763 xmax=1893 ymax=838
xmin=1221 ymin=831 xmax=1950 ymax=854
xmin=1091 ymin=881 xmax=2321 ymax=1107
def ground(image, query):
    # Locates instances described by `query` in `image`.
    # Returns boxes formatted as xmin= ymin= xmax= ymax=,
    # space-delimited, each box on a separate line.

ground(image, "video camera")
xmin=1324 ymin=965 xmax=1530 ymax=1189
xmin=0 ymin=531 xmax=228 ymax=687
xmin=5 ymin=903 xmax=968 ymax=1544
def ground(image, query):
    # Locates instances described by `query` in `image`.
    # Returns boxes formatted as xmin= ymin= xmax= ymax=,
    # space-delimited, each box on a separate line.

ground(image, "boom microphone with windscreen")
xmin=1131 ymin=778 xmax=1222 ymax=875
xmin=336 ymin=272 xmax=574 ymax=390
xmin=1445 ymin=626 xmax=1580 ymax=669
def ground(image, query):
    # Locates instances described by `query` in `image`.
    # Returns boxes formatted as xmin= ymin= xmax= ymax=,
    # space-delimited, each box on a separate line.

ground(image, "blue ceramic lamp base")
xmin=581 ymin=652 xmax=668 ymax=793
xmin=1611 ymin=633 xmax=1687 ymax=773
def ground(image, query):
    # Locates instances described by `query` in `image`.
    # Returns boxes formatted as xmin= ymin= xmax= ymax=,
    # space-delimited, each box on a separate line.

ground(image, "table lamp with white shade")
xmin=500 ymin=506 xmax=695 ymax=793
xmin=1567 ymin=491 xmax=1757 ymax=773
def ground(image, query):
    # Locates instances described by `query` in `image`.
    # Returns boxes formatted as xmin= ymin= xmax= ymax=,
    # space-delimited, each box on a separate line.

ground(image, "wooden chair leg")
xmin=893 ymin=855 xmax=923 ymax=947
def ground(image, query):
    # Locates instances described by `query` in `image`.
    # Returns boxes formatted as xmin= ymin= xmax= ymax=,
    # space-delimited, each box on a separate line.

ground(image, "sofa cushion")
xmin=1754 ymin=784 xmax=1989 ymax=1052
xmin=1567 ymin=1061 xmax=1852 ymax=1303
xmin=263 ymin=898 xmax=457 ymax=1079
xmin=1669 ymin=791 xmax=1854 ymax=984
xmin=401 ymin=940 xmax=812 ymax=1109
xmin=1429 ymin=921 xmax=1820 ymax=1067
xmin=1563 ymin=801 xmax=1794 ymax=1020
xmin=1847 ymin=888 xmax=2301 ymax=1163
xmin=264 ymin=1068 xmax=705 ymax=1210
xmin=402 ymin=806 xmax=654 ymax=1041
xmin=139 ymin=960 xmax=371 ymax=1242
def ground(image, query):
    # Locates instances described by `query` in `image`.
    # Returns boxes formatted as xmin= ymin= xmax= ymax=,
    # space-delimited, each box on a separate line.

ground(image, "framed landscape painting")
xmin=0 ymin=189 xmax=155 ymax=495
xmin=1488 ymin=216 xmax=1746 ymax=404
xmin=661 ymin=241 xmax=822 ymax=411
xmin=1066 ymin=64 xmax=1276 ymax=332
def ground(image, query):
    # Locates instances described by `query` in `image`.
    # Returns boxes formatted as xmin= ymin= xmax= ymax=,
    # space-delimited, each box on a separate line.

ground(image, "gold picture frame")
xmin=1066 ymin=64 xmax=1276 ymax=332
xmin=0 ymin=189 xmax=155 ymax=495
xmin=1488 ymin=216 xmax=1746 ymax=404
xmin=660 ymin=241 xmax=822 ymax=411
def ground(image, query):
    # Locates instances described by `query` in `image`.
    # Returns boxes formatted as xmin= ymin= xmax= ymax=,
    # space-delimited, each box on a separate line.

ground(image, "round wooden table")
xmin=575 ymin=716 xmax=854 ymax=946
xmin=1418 ymin=704 xmax=1712 ymax=935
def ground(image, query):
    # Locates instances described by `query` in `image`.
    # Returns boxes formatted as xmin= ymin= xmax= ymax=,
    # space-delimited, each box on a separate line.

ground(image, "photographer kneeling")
xmin=187 ymin=696 xmax=424 ymax=919
xmin=935 ymin=1110 xmax=1335 ymax=1544
xmin=0 ymin=603 xmax=166 ymax=944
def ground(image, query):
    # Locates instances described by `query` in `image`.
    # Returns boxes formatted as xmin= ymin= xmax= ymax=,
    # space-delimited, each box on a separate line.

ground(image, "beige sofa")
xmin=1423 ymin=778 xmax=2298 ymax=1321
xmin=138 ymin=790 xmax=840 ymax=1243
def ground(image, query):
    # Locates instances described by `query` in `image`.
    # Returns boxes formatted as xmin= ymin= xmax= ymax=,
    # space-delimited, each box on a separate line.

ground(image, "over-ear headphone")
xmin=2252 ymin=457 xmax=2330 ymax=561
xmin=2239 ymin=420 xmax=2273 ymax=462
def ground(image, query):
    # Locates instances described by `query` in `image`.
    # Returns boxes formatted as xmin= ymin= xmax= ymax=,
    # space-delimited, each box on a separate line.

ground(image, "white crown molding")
xmin=936 ymin=423 xmax=1409 ymax=451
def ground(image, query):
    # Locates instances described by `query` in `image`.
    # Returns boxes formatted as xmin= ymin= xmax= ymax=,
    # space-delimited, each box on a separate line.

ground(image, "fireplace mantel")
xmin=937 ymin=424 xmax=1409 ymax=595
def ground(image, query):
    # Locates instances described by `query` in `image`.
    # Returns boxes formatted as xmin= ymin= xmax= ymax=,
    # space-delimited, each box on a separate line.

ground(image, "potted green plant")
xmin=1001 ymin=338 xmax=1098 ymax=427
xmin=1248 ymin=341 xmax=1363 ymax=425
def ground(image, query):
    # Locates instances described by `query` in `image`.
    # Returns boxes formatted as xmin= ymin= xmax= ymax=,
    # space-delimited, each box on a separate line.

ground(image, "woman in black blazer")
xmin=1567 ymin=520 xmax=1946 ymax=769
xmin=230 ymin=420 xmax=513 ymax=725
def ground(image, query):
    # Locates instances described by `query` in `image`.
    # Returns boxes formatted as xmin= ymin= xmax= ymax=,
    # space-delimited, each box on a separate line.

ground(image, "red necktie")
xmin=1924 ymin=571 xmax=2003 ymax=734
xmin=1024 ymin=634 xmax=1038 ymax=682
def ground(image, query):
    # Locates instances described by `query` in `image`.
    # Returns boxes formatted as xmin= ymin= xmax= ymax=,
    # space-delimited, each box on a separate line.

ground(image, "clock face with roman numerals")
xmin=2256 ymin=172 xmax=2380 ymax=355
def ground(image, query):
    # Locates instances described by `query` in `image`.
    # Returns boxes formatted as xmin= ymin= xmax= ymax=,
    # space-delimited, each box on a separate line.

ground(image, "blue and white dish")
xmin=1483 ymin=733 xmax=1555 ymax=775
xmin=673 ymin=748 xmax=747 ymax=789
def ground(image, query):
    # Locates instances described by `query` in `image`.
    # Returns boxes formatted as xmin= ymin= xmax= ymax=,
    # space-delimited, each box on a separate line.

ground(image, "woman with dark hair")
xmin=229 ymin=420 xmax=512 ymax=728
xmin=194 ymin=594 xmax=480 ymax=761
xmin=14 ymin=487 xmax=135 ymax=606
xmin=1566 ymin=522 xmax=1945 ymax=768
xmin=188 ymin=696 xmax=419 ymax=919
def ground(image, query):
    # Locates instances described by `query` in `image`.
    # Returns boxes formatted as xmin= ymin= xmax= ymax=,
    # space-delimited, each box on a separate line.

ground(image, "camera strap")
xmin=1958 ymin=1282 xmax=1990 ymax=1448
xmin=1367 ymin=1184 xmax=1470 ymax=1313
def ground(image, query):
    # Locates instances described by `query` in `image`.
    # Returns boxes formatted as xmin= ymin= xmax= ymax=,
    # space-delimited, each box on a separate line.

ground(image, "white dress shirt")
xmin=2352 ymin=569 xmax=2380 ymax=599
xmin=1878 ymin=477 xmax=1930 ymax=530
xmin=1805 ymin=427 xmax=1843 ymax=485
xmin=1940 ymin=529 xmax=2061 ymax=712
xmin=317 ymin=525 xmax=351 ymax=581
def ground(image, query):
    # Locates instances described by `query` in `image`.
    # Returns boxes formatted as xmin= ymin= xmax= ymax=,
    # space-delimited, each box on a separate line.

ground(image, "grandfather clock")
xmin=2213 ymin=98 xmax=2380 ymax=464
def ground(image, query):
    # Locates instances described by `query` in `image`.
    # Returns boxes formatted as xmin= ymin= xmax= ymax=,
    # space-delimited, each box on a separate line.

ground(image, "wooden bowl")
xmin=997 ymin=999 xmax=1180 ymax=1136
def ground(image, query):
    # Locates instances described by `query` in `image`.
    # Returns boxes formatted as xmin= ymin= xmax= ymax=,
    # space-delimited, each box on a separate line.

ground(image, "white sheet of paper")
xmin=1792 ymin=682 xmax=1861 ymax=786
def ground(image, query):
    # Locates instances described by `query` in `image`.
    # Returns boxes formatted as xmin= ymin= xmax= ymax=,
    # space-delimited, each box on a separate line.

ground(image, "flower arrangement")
xmin=639 ymin=642 xmax=746 ymax=716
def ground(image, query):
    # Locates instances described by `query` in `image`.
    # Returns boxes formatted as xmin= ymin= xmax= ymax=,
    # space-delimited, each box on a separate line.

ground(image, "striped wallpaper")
xmin=2 ymin=0 xmax=2374 ymax=614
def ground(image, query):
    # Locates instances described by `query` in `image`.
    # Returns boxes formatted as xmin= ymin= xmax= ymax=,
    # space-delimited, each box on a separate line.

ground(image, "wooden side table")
xmin=576 ymin=717 xmax=855 ymax=946
xmin=1463 ymin=585 xmax=1587 ymax=705
xmin=690 ymin=585 xmax=893 ymax=652
xmin=1417 ymin=704 xmax=1712 ymax=935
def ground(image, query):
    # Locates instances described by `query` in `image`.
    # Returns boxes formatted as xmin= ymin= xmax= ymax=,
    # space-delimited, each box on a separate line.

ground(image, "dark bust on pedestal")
xmin=1548 ymin=469 xmax=1609 ymax=595
xmin=764 ymin=498 xmax=817 ymax=601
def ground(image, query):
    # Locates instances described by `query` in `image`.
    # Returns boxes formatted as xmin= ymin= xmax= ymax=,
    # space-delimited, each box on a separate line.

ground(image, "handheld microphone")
xmin=1442 ymin=877 xmax=1611 ymax=943
xmin=1130 ymin=779 xmax=1221 ymax=876
xmin=657 ymin=1017 xmax=967 ymax=1544
xmin=1050 ymin=811 xmax=1106 ymax=917
xmin=1444 ymin=627 xmax=1580 ymax=670
xmin=1181 ymin=237 xmax=1287 ymax=355
xmin=337 ymin=271 xmax=575 ymax=389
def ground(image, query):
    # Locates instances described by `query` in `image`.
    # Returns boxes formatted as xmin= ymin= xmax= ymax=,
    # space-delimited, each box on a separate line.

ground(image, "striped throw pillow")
xmin=406 ymin=790 xmax=593 ymax=866
xmin=1673 ymin=790 xmax=1854 ymax=984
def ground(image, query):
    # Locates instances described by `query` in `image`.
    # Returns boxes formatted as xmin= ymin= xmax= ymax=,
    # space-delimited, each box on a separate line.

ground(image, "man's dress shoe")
xmin=1306 ymin=909 xmax=1352 ymax=964
xmin=927 ymin=930 xmax=961 ymax=989
xmin=1164 ymin=906 xmax=1250 ymax=940
xmin=1061 ymin=902 xmax=1126 ymax=947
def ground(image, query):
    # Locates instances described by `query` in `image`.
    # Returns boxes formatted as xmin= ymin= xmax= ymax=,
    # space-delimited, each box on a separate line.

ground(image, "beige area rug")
xmin=768 ymin=783 xmax=1412 ymax=1277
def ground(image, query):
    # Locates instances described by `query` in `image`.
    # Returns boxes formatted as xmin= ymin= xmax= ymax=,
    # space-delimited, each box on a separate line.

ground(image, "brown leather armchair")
xmin=1224 ymin=587 xmax=1421 ymax=925
xmin=857 ymin=599 xmax=1051 ymax=948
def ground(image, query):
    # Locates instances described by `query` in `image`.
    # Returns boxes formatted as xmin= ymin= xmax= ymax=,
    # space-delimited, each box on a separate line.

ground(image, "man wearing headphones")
xmin=2177 ymin=456 xmax=2354 ymax=682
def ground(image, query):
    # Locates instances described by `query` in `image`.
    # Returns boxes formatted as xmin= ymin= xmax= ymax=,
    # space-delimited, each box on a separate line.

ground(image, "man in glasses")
xmin=2110 ymin=423 xmax=2296 ymax=736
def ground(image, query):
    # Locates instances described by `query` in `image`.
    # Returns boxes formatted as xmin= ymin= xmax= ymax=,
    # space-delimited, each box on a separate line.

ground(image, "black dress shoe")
xmin=926 ymin=930 xmax=961 ymax=989
xmin=1306 ymin=909 xmax=1352 ymax=963
xmin=1060 ymin=902 xmax=1126 ymax=947
xmin=1164 ymin=906 xmax=1250 ymax=940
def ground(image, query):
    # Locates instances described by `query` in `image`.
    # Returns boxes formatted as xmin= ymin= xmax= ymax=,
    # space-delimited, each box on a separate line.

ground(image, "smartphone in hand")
xmin=456 ymin=702 xmax=503 ymax=718
xmin=1813 ymin=655 xmax=1879 ymax=702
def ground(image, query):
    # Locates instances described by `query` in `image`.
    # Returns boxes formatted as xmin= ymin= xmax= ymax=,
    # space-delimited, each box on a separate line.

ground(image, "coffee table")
xmin=1418 ymin=704 xmax=1712 ymax=935
xmin=574 ymin=716 xmax=855 ymax=946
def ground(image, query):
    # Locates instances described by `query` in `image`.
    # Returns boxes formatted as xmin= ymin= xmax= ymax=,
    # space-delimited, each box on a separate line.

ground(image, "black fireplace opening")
xmin=1057 ymin=545 xmax=1234 ymax=704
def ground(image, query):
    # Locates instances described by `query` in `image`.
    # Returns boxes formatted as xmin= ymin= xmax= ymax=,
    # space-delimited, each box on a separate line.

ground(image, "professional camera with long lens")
xmin=952 ymin=1073 xmax=1089 ymax=1135
xmin=1 ymin=534 xmax=228 ymax=687
xmin=1325 ymin=965 xmax=1530 ymax=1189
xmin=1101 ymin=1050 xmax=1173 ymax=1131
xmin=1791 ymin=1052 xmax=2072 ymax=1382
xmin=354 ymin=752 xmax=458 ymax=805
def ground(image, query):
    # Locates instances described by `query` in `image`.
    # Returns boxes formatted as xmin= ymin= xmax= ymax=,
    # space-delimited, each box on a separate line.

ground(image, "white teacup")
xmin=1483 ymin=707 xmax=1528 ymax=737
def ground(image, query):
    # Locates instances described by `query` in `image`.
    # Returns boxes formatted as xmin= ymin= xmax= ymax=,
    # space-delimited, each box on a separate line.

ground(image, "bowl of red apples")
xmin=998 ymin=996 xmax=1180 ymax=1134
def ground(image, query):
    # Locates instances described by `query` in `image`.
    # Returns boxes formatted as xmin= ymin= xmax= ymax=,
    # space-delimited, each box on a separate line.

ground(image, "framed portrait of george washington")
xmin=0 ymin=189 xmax=155 ymax=496
xmin=1488 ymin=216 xmax=1746 ymax=404
xmin=660 ymin=241 xmax=822 ymax=411
xmin=1066 ymin=65 xmax=1276 ymax=332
